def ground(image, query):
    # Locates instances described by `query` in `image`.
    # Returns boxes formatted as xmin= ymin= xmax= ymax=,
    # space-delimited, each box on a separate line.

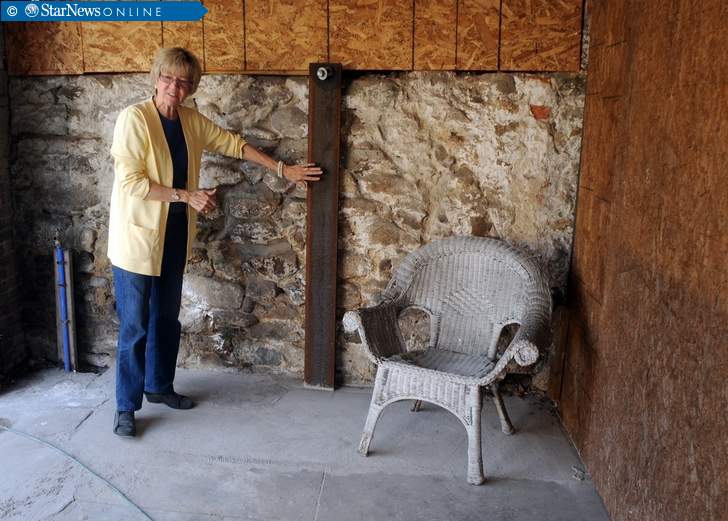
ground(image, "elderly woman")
xmin=109 ymin=47 xmax=322 ymax=437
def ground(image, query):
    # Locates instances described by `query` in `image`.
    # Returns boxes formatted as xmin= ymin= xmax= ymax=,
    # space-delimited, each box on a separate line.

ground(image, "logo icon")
xmin=25 ymin=2 xmax=40 ymax=17
xmin=6 ymin=5 xmax=18 ymax=16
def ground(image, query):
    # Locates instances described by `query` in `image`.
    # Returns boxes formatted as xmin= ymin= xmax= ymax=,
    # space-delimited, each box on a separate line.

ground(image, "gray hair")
xmin=150 ymin=47 xmax=202 ymax=94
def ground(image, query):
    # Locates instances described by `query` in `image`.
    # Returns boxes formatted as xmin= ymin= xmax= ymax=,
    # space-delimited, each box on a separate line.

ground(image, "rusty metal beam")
xmin=304 ymin=63 xmax=342 ymax=389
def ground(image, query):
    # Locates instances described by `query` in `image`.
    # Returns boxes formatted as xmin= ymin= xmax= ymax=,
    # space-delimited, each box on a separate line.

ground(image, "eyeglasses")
xmin=158 ymin=74 xmax=193 ymax=90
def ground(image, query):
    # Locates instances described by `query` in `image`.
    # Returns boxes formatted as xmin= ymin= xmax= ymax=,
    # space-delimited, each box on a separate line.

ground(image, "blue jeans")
xmin=113 ymin=211 xmax=188 ymax=412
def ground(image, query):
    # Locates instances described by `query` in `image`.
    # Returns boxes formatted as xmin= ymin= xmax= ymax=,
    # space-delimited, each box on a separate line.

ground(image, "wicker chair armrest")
xmin=497 ymin=279 xmax=552 ymax=361
xmin=477 ymin=338 xmax=540 ymax=386
xmin=343 ymin=304 xmax=407 ymax=363
xmin=512 ymin=304 xmax=551 ymax=357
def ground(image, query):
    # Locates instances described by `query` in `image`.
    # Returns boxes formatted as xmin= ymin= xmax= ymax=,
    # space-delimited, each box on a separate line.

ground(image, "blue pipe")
xmin=54 ymin=239 xmax=72 ymax=372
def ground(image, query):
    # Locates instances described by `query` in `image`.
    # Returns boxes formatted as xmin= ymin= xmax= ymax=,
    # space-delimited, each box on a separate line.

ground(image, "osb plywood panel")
xmin=5 ymin=23 xmax=83 ymax=75
xmin=203 ymin=0 xmax=244 ymax=71
xmin=501 ymin=0 xmax=582 ymax=71
xmin=414 ymin=0 xmax=457 ymax=70
xmin=162 ymin=21 xmax=204 ymax=65
xmin=563 ymin=1 xmax=728 ymax=520
xmin=456 ymin=0 xmax=499 ymax=70
xmin=82 ymin=22 xmax=162 ymax=72
xmin=245 ymin=0 xmax=327 ymax=71
xmin=330 ymin=0 xmax=413 ymax=70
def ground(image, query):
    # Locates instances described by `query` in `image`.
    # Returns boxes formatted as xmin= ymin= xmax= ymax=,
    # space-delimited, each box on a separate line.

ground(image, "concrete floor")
xmin=0 ymin=367 xmax=610 ymax=521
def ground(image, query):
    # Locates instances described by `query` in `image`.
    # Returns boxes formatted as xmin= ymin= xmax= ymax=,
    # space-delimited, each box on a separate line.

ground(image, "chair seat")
xmin=388 ymin=349 xmax=495 ymax=380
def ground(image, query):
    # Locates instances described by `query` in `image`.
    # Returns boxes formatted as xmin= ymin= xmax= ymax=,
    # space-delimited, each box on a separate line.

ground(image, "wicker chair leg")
xmin=466 ymin=388 xmax=485 ymax=485
xmin=491 ymin=383 xmax=515 ymax=435
xmin=358 ymin=403 xmax=384 ymax=456
xmin=359 ymin=367 xmax=389 ymax=456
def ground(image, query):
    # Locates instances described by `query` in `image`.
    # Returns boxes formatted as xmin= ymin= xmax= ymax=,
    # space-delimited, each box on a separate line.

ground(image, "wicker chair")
xmin=342 ymin=236 xmax=552 ymax=484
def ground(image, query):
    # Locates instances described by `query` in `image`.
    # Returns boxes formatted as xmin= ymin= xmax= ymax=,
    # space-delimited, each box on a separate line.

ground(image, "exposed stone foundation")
xmin=9 ymin=71 xmax=584 ymax=386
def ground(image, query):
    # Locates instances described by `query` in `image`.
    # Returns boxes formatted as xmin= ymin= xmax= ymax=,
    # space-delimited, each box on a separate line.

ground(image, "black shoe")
xmin=113 ymin=411 xmax=136 ymax=437
xmin=144 ymin=391 xmax=195 ymax=410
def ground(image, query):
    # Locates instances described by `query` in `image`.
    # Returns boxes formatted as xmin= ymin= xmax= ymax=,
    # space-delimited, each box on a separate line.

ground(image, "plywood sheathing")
xmin=245 ymin=0 xmax=327 ymax=71
xmin=456 ymin=0 xmax=500 ymax=70
xmin=330 ymin=0 xmax=413 ymax=70
xmin=162 ymin=21 xmax=205 ymax=68
xmin=5 ymin=23 xmax=83 ymax=75
xmin=414 ymin=0 xmax=457 ymax=70
xmin=82 ymin=22 xmax=162 ymax=72
xmin=203 ymin=0 xmax=245 ymax=71
xmin=500 ymin=0 xmax=582 ymax=71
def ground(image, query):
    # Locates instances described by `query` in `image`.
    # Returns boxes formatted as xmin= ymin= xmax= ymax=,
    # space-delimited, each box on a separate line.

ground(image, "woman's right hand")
xmin=184 ymin=188 xmax=217 ymax=214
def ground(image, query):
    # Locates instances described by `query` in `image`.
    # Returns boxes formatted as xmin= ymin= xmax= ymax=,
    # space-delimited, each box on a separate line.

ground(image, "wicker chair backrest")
xmin=381 ymin=236 xmax=544 ymax=359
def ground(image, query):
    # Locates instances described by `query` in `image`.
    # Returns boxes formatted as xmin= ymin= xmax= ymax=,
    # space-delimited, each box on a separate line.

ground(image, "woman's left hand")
xmin=283 ymin=163 xmax=323 ymax=183
xmin=185 ymin=188 xmax=217 ymax=214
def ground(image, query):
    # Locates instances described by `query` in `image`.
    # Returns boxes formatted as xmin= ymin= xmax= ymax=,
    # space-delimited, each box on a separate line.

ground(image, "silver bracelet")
xmin=276 ymin=161 xmax=284 ymax=178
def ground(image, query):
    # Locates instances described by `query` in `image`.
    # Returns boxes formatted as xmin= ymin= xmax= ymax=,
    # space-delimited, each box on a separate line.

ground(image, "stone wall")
xmin=8 ymin=71 xmax=585 ymax=385
xmin=0 ymin=27 xmax=27 ymax=379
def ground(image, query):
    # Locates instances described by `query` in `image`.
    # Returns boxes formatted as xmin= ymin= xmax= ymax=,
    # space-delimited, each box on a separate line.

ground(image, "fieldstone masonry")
xmin=8 ymin=71 xmax=585 ymax=386
xmin=0 ymin=27 xmax=26 ymax=379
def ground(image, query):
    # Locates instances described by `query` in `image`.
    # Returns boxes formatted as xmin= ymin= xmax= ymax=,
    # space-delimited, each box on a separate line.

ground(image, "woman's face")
xmin=155 ymin=69 xmax=193 ymax=107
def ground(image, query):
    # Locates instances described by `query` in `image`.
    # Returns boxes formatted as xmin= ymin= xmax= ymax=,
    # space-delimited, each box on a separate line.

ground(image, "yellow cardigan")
xmin=108 ymin=98 xmax=247 ymax=276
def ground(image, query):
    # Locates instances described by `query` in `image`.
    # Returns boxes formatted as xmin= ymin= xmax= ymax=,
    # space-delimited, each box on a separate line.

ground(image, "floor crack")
xmin=312 ymin=471 xmax=326 ymax=521
xmin=73 ymin=398 xmax=109 ymax=433
xmin=55 ymin=496 xmax=75 ymax=515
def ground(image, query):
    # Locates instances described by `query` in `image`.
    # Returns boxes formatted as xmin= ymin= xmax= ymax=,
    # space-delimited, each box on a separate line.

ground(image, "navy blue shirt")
xmin=158 ymin=112 xmax=188 ymax=212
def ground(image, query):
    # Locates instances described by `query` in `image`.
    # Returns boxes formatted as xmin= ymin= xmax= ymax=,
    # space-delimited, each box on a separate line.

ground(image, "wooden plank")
xmin=547 ymin=305 xmax=570 ymax=402
xmin=586 ymin=41 xmax=627 ymax=98
xmin=563 ymin=5 xmax=728 ymax=521
xmin=304 ymin=63 xmax=342 ymax=389
xmin=330 ymin=0 xmax=412 ymax=70
xmin=578 ymin=96 xmax=624 ymax=200
xmin=162 ymin=21 xmax=205 ymax=66
xmin=5 ymin=23 xmax=84 ymax=75
xmin=82 ymin=22 xmax=162 ymax=72
xmin=414 ymin=0 xmax=457 ymax=70
xmin=456 ymin=0 xmax=500 ymax=70
xmin=245 ymin=0 xmax=327 ymax=71
xmin=501 ymin=0 xmax=582 ymax=71
xmin=572 ymin=189 xmax=610 ymax=303
xmin=589 ymin=0 xmax=628 ymax=48
xmin=203 ymin=0 xmax=245 ymax=71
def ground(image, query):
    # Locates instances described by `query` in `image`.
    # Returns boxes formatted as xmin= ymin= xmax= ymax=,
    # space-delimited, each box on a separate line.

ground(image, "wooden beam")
xmin=304 ymin=63 xmax=342 ymax=389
